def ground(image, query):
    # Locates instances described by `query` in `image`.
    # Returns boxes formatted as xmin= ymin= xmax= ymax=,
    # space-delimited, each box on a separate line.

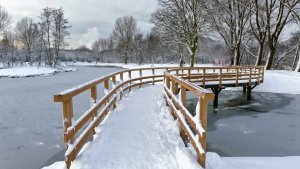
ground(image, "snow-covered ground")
xmin=253 ymin=70 xmax=300 ymax=94
xmin=64 ymin=61 xmax=214 ymax=69
xmin=0 ymin=66 xmax=76 ymax=78
xmin=43 ymin=85 xmax=300 ymax=169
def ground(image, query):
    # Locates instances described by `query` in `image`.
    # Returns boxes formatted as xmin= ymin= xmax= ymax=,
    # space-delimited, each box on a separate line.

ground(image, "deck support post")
xmin=246 ymin=85 xmax=251 ymax=100
xmin=243 ymin=85 xmax=247 ymax=93
xmin=246 ymin=84 xmax=257 ymax=100
xmin=211 ymin=87 xmax=224 ymax=108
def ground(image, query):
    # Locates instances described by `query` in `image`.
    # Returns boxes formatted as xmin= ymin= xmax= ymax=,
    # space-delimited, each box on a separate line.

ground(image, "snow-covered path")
xmin=64 ymin=85 xmax=201 ymax=169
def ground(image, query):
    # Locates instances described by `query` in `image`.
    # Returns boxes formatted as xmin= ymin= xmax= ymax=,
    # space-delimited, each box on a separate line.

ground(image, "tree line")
xmin=1 ymin=1 xmax=300 ymax=71
xmin=90 ymin=0 xmax=300 ymax=71
xmin=0 ymin=6 xmax=70 ymax=67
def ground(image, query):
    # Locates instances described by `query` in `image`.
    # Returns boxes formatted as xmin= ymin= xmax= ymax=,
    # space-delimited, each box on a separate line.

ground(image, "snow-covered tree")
xmin=0 ymin=6 xmax=10 ymax=35
xmin=112 ymin=16 xmax=137 ymax=64
xmin=15 ymin=17 xmax=39 ymax=63
xmin=151 ymin=0 xmax=210 ymax=67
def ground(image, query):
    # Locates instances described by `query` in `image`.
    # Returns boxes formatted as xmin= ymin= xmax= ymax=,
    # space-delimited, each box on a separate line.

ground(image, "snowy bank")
xmin=64 ymin=61 xmax=214 ymax=69
xmin=252 ymin=70 xmax=300 ymax=94
xmin=0 ymin=66 xmax=76 ymax=78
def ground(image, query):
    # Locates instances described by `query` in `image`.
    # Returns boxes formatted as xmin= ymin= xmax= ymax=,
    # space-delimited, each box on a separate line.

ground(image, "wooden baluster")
xmin=219 ymin=69 xmax=222 ymax=87
xmin=112 ymin=75 xmax=117 ymax=109
xmin=203 ymin=69 xmax=206 ymax=87
xmin=165 ymin=76 xmax=170 ymax=106
xmin=91 ymin=86 xmax=97 ymax=134
xmin=139 ymin=69 xmax=142 ymax=88
xmin=120 ymin=72 xmax=124 ymax=99
xmin=257 ymin=68 xmax=260 ymax=84
xmin=63 ymin=98 xmax=74 ymax=147
xmin=235 ymin=68 xmax=239 ymax=86
xmin=128 ymin=70 xmax=132 ymax=92
xmin=188 ymin=69 xmax=191 ymax=82
xmin=180 ymin=86 xmax=187 ymax=144
xmin=198 ymin=96 xmax=208 ymax=168
xmin=152 ymin=68 xmax=155 ymax=85
xmin=166 ymin=76 xmax=170 ymax=89
xmin=172 ymin=80 xmax=177 ymax=95
xmin=249 ymin=68 xmax=252 ymax=85
xmin=104 ymin=79 xmax=109 ymax=105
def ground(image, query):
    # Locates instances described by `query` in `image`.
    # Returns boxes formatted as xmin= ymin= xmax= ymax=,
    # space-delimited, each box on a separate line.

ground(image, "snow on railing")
xmin=53 ymin=65 xmax=264 ymax=169
xmin=164 ymin=72 xmax=214 ymax=168
xmin=53 ymin=67 xmax=168 ymax=169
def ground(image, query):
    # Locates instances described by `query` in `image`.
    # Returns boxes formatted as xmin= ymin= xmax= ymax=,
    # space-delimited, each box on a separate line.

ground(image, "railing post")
xmin=257 ymin=68 xmax=260 ymax=84
xmin=219 ymin=68 xmax=222 ymax=87
xmin=139 ymin=69 xmax=142 ymax=88
xmin=249 ymin=67 xmax=252 ymax=85
xmin=128 ymin=70 xmax=132 ymax=92
xmin=104 ymin=79 xmax=109 ymax=105
xmin=188 ymin=69 xmax=191 ymax=81
xmin=203 ymin=69 xmax=206 ymax=87
xmin=91 ymin=86 xmax=97 ymax=134
xmin=172 ymin=80 xmax=178 ymax=95
xmin=235 ymin=68 xmax=239 ymax=86
xmin=112 ymin=75 xmax=117 ymax=108
xmin=120 ymin=72 xmax=124 ymax=100
xmin=152 ymin=68 xmax=155 ymax=85
xmin=199 ymin=95 xmax=208 ymax=168
xmin=63 ymin=98 xmax=74 ymax=147
xmin=180 ymin=86 xmax=187 ymax=144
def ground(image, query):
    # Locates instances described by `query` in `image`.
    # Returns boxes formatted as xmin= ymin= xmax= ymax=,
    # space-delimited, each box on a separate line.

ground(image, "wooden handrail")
xmin=164 ymin=72 xmax=214 ymax=168
xmin=54 ymin=65 xmax=264 ymax=169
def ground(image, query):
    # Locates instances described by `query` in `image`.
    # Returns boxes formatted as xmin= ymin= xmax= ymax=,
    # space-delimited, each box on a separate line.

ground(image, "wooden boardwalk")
xmin=53 ymin=66 xmax=264 ymax=168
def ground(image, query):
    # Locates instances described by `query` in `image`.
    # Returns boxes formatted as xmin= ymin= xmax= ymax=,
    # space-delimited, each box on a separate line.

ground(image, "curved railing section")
xmin=53 ymin=65 xmax=264 ymax=168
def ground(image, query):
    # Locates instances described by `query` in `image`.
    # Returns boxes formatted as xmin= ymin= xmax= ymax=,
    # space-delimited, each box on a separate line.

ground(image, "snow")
xmin=206 ymin=152 xmax=300 ymax=169
xmin=253 ymin=70 xmax=300 ymax=94
xmin=64 ymin=61 xmax=214 ymax=69
xmin=0 ymin=66 xmax=76 ymax=78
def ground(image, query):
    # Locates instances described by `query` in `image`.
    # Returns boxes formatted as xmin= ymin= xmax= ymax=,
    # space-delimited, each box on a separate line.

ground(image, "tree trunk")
xmin=233 ymin=46 xmax=241 ymax=65
xmin=265 ymin=46 xmax=276 ymax=70
xmin=255 ymin=43 xmax=264 ymax=66
xmin=295 ymin=50 xmax=300 ymax=72
xmin=124 ymin=51 xmax=128 ymax=64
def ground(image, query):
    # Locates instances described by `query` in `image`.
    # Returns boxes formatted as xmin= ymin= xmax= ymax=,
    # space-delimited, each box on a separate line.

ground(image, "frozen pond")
xmin=0 ymin=67 xmax=122 ymax=169
xmin=187 ymin=90 xmax=300 ymax=157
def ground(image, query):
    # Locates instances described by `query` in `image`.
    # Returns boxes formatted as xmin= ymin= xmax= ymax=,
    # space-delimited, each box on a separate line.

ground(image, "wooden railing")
xmin=54 ymin=67 xmax=169 ymax=168
xmin=168 ymin=66 xmax=264 ymax=87
xmin=54 ymin=65 xmax=264 ymax=169
xmin=164 ymin=72 xmax=214 ymax=168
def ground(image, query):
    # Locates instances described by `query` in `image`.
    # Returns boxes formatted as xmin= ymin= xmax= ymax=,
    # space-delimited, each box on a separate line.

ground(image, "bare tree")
xmin=0 ymin=6 xmax=10 ymax=35
xmin=263 ymin=0 xmax=300 ymax=70
xmin=91 ymin=38 xmax=110 ymax=63
xmin=249 ymin=0 xmax=268 ymax=66
xmin=15 ymin=17 xmax=39 ymax=62
xmin=52 ymin=8 xmax=70 ymax=66
xmin=112 ymin=16 xmax=137 ymax=64
xmin=152 ymin=0 xmax=209 ymax=67
xmin=208 ymin=0 xmax=252 ymax=65
xmin=39 ymin=7 xmax=53 ymax=66
xmin=133 ymin=33 xmax=144 ymax=65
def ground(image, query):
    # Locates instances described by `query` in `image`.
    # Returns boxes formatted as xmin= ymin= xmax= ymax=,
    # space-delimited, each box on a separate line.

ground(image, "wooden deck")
xmin=53 ymin=66 xmax=264 ymax=168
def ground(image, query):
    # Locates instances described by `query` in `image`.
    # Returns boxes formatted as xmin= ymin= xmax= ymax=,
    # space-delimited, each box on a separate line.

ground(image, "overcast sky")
xmin=0 ymin=0 xmax=157 ymax=49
